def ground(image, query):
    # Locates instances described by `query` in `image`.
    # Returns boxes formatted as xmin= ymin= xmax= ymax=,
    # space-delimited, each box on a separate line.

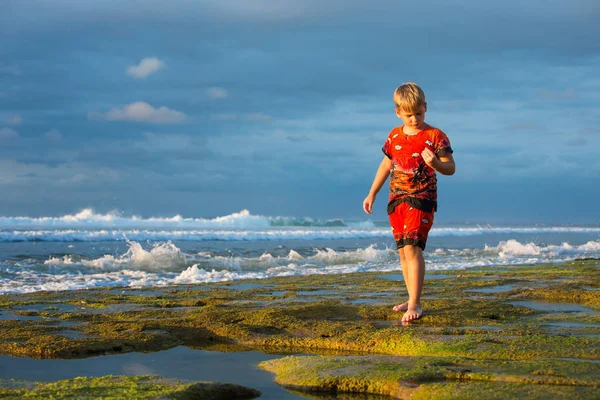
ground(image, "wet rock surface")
xmin=0 ymin=259 xmax=598 ymax=398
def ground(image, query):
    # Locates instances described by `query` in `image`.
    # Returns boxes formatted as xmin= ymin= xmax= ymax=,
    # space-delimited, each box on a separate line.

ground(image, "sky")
xmin=1 ymin=0 xmax=599 ymax=223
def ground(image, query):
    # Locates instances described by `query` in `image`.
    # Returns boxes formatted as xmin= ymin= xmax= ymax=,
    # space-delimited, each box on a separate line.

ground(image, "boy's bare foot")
xmin=401 ymin=304 xmax=423 ymax=323
xmin=392 ymin=301 xmax=409 ymax=312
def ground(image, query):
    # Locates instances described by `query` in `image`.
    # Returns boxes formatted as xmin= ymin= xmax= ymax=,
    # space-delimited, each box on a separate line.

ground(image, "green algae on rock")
xmin=409 ymin=381 xmax=600 ymax=400
xmin=0 ymin=375 xmax=261 ymax=400
xmin=0 ymin=261 xmax=599 ymax=398
xmin=259 ymin=355 xmax=600 ymax=399
xmin=0 ymin=261 xmax=599 ymax=360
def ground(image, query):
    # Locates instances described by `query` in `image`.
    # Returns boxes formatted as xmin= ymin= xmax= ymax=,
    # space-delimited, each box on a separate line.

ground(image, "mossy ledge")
xmin=0 ymin=375 xmax=261 ymax=400
xmin=1 ymin=260 xmax=599 ymax=398
xmin=259 ymin=355 xmax=600 ymax=399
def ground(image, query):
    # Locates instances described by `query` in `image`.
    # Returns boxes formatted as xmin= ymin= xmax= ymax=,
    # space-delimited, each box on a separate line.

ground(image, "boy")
xmin=363 ymin=82 xmax=455 ymax=323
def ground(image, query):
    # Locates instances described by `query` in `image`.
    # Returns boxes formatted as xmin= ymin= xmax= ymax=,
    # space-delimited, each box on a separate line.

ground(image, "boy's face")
xmin=396 ymin=103 xmax=427 ymax=130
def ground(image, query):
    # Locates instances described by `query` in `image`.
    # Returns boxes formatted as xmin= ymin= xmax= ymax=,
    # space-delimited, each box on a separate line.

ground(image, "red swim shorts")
xmin=388 ymin=202 xmax=434 ymax=250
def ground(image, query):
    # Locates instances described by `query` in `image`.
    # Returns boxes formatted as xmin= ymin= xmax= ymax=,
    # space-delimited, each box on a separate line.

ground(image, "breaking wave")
xmin=2 ymin=209 xmax=598 ymax=235
xmin=1 ymin=239 xmax=599 ymax=293
xmin=0 ymin=209 xmax=369 ymax=229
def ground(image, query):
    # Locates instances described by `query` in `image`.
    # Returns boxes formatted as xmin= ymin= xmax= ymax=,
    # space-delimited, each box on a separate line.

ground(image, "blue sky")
xmin=1 ymin=1 xmax=599 ymax=223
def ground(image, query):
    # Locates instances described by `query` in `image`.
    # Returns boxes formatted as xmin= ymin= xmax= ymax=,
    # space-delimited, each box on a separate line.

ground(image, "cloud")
xmin=0 ymin=128 xmax=19 ymax=140
xmin=126 ymin=57 xmax=166 ymax=79
xmin=2 ymin=0 xmax=600 ymax=220
xmin=205 ymin=87 xmax=229 ymax=99
xmin=44 ymin=128 xmax=63 ymax=140
xmin=90 ymin=102 xmax=187 ymax=124
xmin=6 ymin=115 xmax=22 ymax=125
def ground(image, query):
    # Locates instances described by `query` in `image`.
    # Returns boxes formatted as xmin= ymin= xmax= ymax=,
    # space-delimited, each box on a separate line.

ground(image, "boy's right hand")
xmin=363 ymin=194 xmax=375 ymax=214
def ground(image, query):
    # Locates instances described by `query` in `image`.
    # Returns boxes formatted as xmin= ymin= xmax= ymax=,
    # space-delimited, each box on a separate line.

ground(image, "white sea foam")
xmin=2 ymin=209 xmax=599 ymax=235
xmin=42 ymin=242 xmax=393 ymax=273
xmin=0 ymin=228 xmax=392 ymax=242
xmin=44 ymin=241 xmax=188 ymax=271
xmin=2 ymin=225 xmax=600 ymax=243
xmin=484 ymin=239 xmax=600 ymax=259
xmin=489 ymin=240 xmax=543 ymax=257
xmin=0 ymin=209 xmax=270 ymax=229
xmin=2 ymin=239 xmax=599 ymax=293
xmin=430 ymin=226 xmax=600 ymax=236
xmin=311 ymin=245 xmax=388 ymax=265
xmin=0 ymin=209 xmax=363 ymax=229
xmin=579 ymin=241 xmax=600 ymax=252
xmin=288 ymin=250 xmax=303 ymax=261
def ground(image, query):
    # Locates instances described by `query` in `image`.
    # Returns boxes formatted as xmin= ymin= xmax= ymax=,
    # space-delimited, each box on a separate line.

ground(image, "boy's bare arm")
xmin=363 ymin=156 xmax=392 ymax=214
xmin=422 ymin=148 xmax=455 ymax=176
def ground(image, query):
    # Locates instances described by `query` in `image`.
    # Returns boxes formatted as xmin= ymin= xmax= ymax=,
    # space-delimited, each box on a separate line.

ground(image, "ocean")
xmin=1 ymin=209 xmax=599 ymax=294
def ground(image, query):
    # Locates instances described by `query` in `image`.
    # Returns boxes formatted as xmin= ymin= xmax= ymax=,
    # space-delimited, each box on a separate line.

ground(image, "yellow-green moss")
xmin=259 ymin=355 xmax=600 ymax=398
xmin=411 ymin=381 xmax=600 ymax=400
xmin=0 ymin=375 xmax=260 ymax=399
xmin=1 ymin=261 xmax=599 ymax=400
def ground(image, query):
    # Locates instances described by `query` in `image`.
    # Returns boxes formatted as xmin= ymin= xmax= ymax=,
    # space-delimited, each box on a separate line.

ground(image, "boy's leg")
xmin=393 ymin=246 xmax=425 ymax=317
xmin=401 ymin=245 xmax=425 ymax=323
xmin=388 ymin=202 xmax=433 ymax=320
xmin=392 ymin=248 xmax=409 ymax=311
xmin=390 ymin=205 xmax=409 ymax=312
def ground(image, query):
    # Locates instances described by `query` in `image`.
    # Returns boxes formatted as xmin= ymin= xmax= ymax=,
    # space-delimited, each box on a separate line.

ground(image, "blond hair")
xmin=393 ymin=82 xmax=426 ymax=112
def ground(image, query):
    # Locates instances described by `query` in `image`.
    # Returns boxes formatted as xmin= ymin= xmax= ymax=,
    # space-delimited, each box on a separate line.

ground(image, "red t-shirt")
xmin=382 ymin=124 xmax=452 ymax=213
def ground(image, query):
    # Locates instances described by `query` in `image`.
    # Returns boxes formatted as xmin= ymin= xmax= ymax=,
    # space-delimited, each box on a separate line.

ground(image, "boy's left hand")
xmin=421 ymin=148 xmax=437 ymax=167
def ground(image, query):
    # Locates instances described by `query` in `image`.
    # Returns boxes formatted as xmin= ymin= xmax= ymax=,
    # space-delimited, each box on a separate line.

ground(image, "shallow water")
xmin=104 ymin=288 xmax=169 ymax=296
xmin=546 ymin=322 xmax=600 ymax=328
xmin=256 ymin=291 xmax=288 ymax=297
xmin=350 ymin=298 xmax=388 ymax=305
xmin=220 ymin=283 xmax=272 ymax=291
xmin=469 ymin=284 xmax=517 ymax=293
xmin=296 ymin=289 xmax=339 ymax=296
xmin=509 ymin=301 xmax=599 ymax=314
xmin=0 ymin=311 xmax=43 ymax=321
xmin=0 ymin=346 xmax=395 ymax=399
xmin=377 ymin=273 xmax=453 ymax=282
xmin=56 ymin=329 xmax=90 ymax=339
xmin=555 ymin=357 xmax=600 ymax=364
xmin=13 ymin=303 xmax=79 ymax=312
xmin=0 ymin=347 xmax=303 ymax=399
